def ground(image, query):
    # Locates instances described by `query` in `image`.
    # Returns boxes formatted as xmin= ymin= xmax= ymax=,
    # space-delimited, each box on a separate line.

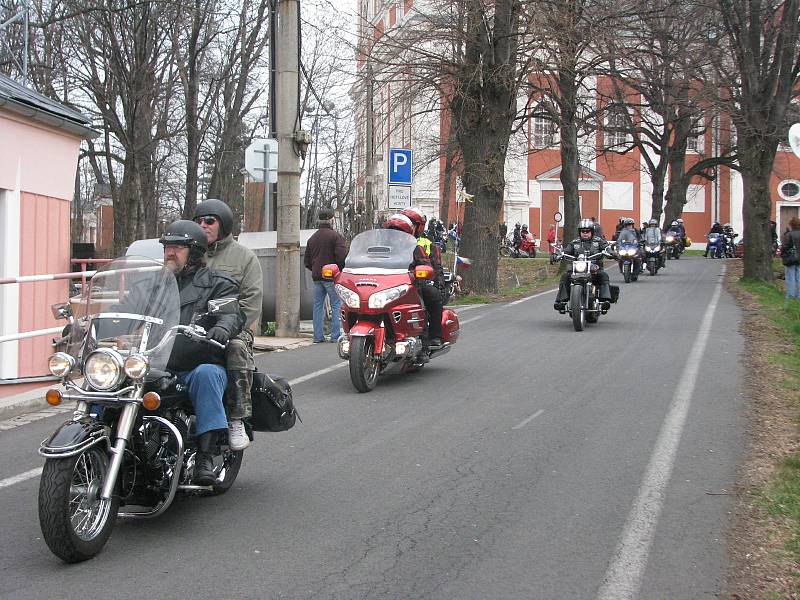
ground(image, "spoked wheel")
xmin=38 ymin=447 xmax=119 ymax=563
xmin=570 ymin=285 xmax=585 ymax=332
xmin=499 ymin=246 xmax=511 ymax=257
xmin=211 ymin=448 xmax=244 ymax=495
xmin=349 ymin=336 xmax=379 ymax=392
xmin=623 ymin=263 xmax=632 ymax=283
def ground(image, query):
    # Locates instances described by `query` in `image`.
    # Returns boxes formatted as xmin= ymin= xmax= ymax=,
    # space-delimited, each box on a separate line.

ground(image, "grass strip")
xmin=738 ymin=277 xmax=800 ymax=569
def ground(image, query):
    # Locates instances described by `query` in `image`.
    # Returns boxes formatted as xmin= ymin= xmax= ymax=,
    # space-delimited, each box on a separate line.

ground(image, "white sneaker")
xmin=227 ymin=419 xmax=250 ymax=450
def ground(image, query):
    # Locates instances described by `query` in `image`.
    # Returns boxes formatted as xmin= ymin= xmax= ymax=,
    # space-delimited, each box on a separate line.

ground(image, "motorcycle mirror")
xmin=414 ymin=265 xmax=434 ymax=280
xmin=51 ymin=302 xmax=72 ymax=321
xmin=321 ymin=264 xmax=340 ymax=280
xmin=207 ymin=297 xmax=240 ymax=315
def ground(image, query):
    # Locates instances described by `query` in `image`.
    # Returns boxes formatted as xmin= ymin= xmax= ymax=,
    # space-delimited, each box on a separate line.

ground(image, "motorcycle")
xmin=500 ymin=232 xmax=537 ymax=258
xmin=664 ymin=232 xmax=684 ymax=259
xmin=643 ymin=242 xmax=664 ymax=276
xmin=724 ymin=232 xmax=738 ymax=258
xmin=442 ymin=267 xmax=462 ymax=304
xmin=324 ymin=229 xmax=460 ymax=393
xmin=706 ymin=232 xmax=724 ymax=258
xmin=549 ymin=242 xmax=563 ymax=265
xmin=558 ymin=247 xmax=617 ymax=332
xmin=616 ymin=238 xmax=642 ymax=283
xmin=37 ymin=256 xmax=296 ymax=563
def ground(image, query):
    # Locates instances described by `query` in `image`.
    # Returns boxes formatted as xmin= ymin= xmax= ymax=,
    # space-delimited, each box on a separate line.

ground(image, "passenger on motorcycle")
xmin=704 ymin=221 xmax=725 ymax=257
xmin=643 ymin=218 xmax=666 ymax=267
xmin=385 ymin=213 xmax=444 ymax=348
xmin=158 ymin=220 xmax=244 ymax=485
xmin=194 ymin=199 xmax=262 ymax=451
xmin=512 ymin=222 xmax=522 ymax=250
xmin=554 ymin=219 xmax=613 ymax=312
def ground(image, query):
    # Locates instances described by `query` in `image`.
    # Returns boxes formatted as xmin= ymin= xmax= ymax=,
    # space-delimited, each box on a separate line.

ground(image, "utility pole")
xmin=275 ymin=0 xmax=304 ymax=337
xmin=364 ymin=61 xmax=375 ymax=231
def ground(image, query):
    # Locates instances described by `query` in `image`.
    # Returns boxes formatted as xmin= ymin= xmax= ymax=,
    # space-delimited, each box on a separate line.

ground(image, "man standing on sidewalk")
xmin=305 ymin=207 xmax=347 ymax=343
xmin=194 ymin=198 xmax=263 ymax=451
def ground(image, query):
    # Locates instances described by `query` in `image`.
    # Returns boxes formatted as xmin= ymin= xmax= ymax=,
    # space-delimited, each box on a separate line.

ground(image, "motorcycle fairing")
xmin=39 ymin=417 xmax=110 ymax=458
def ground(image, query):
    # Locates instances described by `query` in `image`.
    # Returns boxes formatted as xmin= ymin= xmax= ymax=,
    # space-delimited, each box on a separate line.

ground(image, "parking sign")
xmin=387 ymin=148 xmax=413 ymax=185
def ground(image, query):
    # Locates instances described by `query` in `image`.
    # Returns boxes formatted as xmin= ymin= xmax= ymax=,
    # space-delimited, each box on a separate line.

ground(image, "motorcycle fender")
xmin=349 ymin=322 xmax=385 ymax=355
xmin=39 ymin=417 xmax=110 ymax=458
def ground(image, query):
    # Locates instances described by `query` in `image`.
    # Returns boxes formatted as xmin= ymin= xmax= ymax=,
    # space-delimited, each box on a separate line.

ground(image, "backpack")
xmin=250 ymin=371 xmax=300 ymax=432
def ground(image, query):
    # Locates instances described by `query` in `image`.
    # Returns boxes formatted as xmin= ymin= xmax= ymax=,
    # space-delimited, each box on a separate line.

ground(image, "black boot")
xmin=194 ymin=431 xmax=217 ymax=486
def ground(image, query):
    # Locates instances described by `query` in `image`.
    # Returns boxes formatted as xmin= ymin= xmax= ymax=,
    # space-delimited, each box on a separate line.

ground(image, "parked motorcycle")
xmin=500 ymin=232 xmax=537 ymax=258
xmin=664 ymin=232 xmax=684 ymax=259
xmin=724 ymin=232 xmax=738 ymax=258
xmin=324 ymin=229 xmax=460 ymax=393
xmin=37 ymin=257 xmax=296 ymax=563
xmin=549 ymin=242 xmax=563 ymax=265
xmin=558 ymin=247 xmax=618 ymax=332
xmin=442 ymin=267 xmax=462 ymax=304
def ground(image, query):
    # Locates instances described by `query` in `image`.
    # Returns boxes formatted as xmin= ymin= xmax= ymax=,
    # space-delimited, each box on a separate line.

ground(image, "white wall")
xmin=0 ymin=182 xmax=21 ymax=379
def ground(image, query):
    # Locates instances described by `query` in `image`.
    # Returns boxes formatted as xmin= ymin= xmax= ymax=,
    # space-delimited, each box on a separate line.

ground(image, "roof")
xmin=0 ymin=73 xmax=97 ymax=138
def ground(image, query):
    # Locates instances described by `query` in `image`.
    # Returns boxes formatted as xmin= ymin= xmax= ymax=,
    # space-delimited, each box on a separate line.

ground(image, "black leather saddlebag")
xmin=250 ymin=372 xmax=298 ymax=432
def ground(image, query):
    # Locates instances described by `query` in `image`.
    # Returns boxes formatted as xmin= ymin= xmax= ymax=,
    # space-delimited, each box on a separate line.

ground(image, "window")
xmin=686 ymin=120 xmax=705 ymax=153
xmin=531 ymin=115 xmax=558 ymax=149
xmin=779 ymin=179 xmax=800 ymax=202
xmin=604 ymin=107 xmax=630 ymax=149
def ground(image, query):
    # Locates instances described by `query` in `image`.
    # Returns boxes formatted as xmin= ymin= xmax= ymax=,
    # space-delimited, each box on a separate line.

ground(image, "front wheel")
xmin=570 ymin=284 xmax=585 ymax=332
xmin=623 ymin=263 xmax=632 ymax=283
xmin=648 ymin=260 xmax=656 ymax=275
xmin=38 ymin=447 xmax=119 ymax=563
xmin=349 ymin=336 xmax=379 ymax=393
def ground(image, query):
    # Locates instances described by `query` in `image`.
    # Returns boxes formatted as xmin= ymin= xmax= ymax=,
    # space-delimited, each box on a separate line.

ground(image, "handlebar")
xmin=143 ymin=324 xmax=226 ymax=356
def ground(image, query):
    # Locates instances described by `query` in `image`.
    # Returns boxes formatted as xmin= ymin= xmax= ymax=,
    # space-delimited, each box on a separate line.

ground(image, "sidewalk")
xmin=0 ymin=323 xmax=316 ymax=423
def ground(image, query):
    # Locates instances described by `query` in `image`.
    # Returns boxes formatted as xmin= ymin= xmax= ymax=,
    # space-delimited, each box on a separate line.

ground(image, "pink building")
xmin=0 ymin=74 xmax=95 ymax=397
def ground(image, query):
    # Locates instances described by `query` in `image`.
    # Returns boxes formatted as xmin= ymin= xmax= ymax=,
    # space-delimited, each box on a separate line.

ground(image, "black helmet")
xmin=160 ymin=219 xmax=208 ymax=253
xmin=194 ymin=198 xmax=234 ymax=237
xmin=578 ymin=218 xmax=594 ymax=231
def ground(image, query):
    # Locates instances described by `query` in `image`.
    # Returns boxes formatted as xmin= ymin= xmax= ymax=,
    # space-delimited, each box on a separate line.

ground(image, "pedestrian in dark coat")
xmin=305 ymin=208 xmax=347 ymax=342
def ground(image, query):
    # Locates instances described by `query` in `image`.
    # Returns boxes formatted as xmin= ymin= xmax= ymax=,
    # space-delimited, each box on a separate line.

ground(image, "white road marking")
xmin=596 ymin=265 xmax=725 ymax=600
xmin=288 ymin=362 xmax=348 ymax=386
xmin=0 ymin=467 xmax=42 ymax=490
xmin=507 ymin=288 xmax=557 ymax=306
xmin=512 ymin=409 xmax=544 ymax=430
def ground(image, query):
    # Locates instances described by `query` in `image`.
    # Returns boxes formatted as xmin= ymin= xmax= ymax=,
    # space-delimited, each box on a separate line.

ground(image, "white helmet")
xmin=676 ymin=218 xmax=684 ymax=224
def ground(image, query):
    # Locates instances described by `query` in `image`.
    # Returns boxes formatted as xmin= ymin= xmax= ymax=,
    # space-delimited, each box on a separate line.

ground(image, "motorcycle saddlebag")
xmin=609 ymin=285 xmax=620 ymax=304
xmin=250 ymin=372 xmax=298 ymax=432
xmin=441 ymin=308 xmax=460 ymax=343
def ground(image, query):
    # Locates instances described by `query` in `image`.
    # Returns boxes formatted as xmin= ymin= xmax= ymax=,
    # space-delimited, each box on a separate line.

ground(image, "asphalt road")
xmin=0 ymin=256 xmax=746 ymax=600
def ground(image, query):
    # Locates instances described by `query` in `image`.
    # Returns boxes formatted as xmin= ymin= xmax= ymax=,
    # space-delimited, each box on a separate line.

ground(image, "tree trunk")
xmin=740 ymin=134 xmax=778 ymax=281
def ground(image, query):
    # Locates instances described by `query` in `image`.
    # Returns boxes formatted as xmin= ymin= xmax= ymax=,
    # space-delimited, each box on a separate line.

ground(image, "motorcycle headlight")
xmin=368 ymin=284 xmax=410 ymax=309
xmin=665 ymin=235 xmax=674 ymax=242
xmin=335 ymin=284 xmax=360 ymax=309
xmin=48 ymin=352 xmax=75 ymax=378
xmin=574 ymin=260 xmax=588 ymax=273
xmin=84 ymin=349 xmax=124 ymax=391
xmin=123 ymin=354 xmax=150 ymax=379
xmin=653 ymin=245 xmax=661 ymax=252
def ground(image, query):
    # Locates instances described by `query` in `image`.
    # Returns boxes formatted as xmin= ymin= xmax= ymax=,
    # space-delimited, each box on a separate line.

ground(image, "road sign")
xmin=245 ymin=138 xmax=278 ymax=183
xmin=387 ymin=148 xmax=413 ymax=185
xmin=388 ymin=185 xmax=412 ymax=209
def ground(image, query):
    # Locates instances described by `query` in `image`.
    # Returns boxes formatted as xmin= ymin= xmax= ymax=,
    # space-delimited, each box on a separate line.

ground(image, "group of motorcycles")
xmin=705 ymin=231 xmax=738 ymax=258
xmin=499 ymin=231 xmax=538 ymax=258
xmin=37 ymin=228 xmax=461 ymax=563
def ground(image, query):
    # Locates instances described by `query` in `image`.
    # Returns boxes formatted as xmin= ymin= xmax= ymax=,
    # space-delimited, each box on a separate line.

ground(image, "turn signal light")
xmin=45 ymin=389 xmax=62 ymax=406
xmin=322 ymin=267 xmax=334 ymax=278
xmin=415 ymin=266 xmax=433 ymax=279
xmin=142 ymin=391 xmax=161 ymax=411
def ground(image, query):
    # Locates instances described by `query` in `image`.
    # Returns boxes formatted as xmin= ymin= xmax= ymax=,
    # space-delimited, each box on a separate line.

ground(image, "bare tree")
xmin=712 ymin=0 xmax=800 ymax=280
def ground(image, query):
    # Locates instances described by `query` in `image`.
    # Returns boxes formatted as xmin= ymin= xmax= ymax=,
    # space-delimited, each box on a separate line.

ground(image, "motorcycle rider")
xmin=616 ymin=218 xmax=643 ymax=273
xmin=512 ymin=222 xmax=522 ymax=251
xmin=554 ymin=218 xmax=613 ymax=313
xmin=159 ymin=220 xmax=244 ymax=485
xmin=193 ymin=199 xmax=263 ymax=451
xmin=591 ymin=217 xmax=604 ymax=239
xmin=404 ymin=207 xmax=446 ymax=305
xmin=385 ymin=213 xmax=444 ymax=348
xmin=643 ymin=218 xmax=666 ymax=268
xmin=704 ymin=221 xmax=725 ymax=257
xmin=723 ymin=222 xmax=738 ymax=255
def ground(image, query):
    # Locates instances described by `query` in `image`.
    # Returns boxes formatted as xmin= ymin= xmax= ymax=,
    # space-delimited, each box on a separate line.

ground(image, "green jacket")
xmin=205 ymin=234 xmax=263 ymax=331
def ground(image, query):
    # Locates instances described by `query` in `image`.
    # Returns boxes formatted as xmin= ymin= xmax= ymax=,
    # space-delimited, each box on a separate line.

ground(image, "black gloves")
xmin=206 ymin=326 xmax=230 ymax=345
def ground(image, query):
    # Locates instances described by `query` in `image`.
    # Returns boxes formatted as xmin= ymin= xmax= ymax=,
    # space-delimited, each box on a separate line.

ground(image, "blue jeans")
xmin=176 ymin=364 xmax=228 ymax=435
xmin=786 ymin=264 xmax=800 ymax=299
xmin=313 ymin=280 xmax=342 ymax=342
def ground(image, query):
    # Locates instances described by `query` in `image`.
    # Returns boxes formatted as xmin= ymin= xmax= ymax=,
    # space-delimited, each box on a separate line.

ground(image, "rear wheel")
xmin=623 ymin=263 xmax=632 ymax=283
xmin=499 ymin=246 xmax=511 ymax=257
xmin=349 ymin=336 xmax=379 ymax=393
xmin=570 ymin=284 xmax=585 ymax=332
xmin=38 ymin=447 xmax=119 ymax=563
xmin=211 ymin=448 xmax=243 ymax=494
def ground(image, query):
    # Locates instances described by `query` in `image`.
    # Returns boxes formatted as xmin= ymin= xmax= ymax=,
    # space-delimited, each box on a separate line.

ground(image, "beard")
xmin=164 ymin=258 xmax=184 ymax=273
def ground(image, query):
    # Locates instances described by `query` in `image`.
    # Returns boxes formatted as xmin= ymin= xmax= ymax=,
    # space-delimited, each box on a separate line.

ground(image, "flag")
xmin=456 ymin=255 xmax=472 ymax=269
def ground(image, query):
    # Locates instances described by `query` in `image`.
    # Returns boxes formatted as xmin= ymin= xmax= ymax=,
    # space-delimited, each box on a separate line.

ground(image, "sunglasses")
xmin=195 ymin=216 xmax=217 ymax=225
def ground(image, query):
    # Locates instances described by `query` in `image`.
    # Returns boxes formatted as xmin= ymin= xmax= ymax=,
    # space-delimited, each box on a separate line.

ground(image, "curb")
xmin=0 ymin=385 xmax=61 ymax=423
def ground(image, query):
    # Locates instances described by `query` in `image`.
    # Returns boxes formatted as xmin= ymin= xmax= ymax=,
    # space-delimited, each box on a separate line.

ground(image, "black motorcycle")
xmin=643 ymin=242 xmax=664 ymax=276
xmin=558 ymin=248 xmax=617 ymax=332
xmin=37 ymin=257 xmax=296 ymax=563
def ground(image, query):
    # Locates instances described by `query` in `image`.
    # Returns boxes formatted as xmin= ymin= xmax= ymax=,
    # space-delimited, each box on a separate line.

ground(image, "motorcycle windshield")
xmin=617 ymin=229 xmax=639 ymax=243
xmin=345 ymin=229 xmax=418 ymax=271
xmin=70 ymin=256 xmax=180 ymax=371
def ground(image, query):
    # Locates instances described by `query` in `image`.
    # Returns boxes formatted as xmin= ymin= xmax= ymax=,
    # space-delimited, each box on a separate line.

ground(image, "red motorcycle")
xmin=500 ymin=231 xmax=537 ymax=258
xmin=323 ymin=229 xmax=460 ymax=393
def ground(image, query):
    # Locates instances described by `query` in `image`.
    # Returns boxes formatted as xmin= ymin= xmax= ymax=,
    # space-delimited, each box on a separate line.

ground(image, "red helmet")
xmin=383 ymin=213 xmax=415 ymax=235
xmin=400 ymin=207 xmax=425 ymax=235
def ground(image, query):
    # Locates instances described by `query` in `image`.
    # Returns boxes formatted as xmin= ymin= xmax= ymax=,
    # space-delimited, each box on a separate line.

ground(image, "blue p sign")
xmin=388 ymin=148 xmax=413 ymax=185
